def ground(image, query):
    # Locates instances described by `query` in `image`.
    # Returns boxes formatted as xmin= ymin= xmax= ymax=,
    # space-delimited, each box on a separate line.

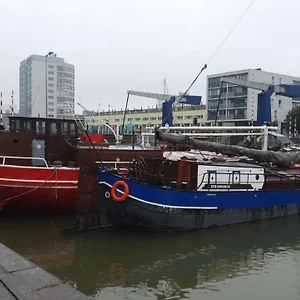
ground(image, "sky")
xmin=1 ymin=0 xmax=300 ymax=113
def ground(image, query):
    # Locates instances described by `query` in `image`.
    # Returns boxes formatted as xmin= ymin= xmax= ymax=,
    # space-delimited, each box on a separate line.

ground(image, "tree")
xmin=285 ymin=106 xmax=300 ymax=134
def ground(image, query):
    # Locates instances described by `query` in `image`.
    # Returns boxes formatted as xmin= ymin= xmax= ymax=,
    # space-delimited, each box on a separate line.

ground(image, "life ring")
xmin=111 ymin=181 xmax=129 ymax=202
xmin=36 ymin=144 xmax=41 ymax=149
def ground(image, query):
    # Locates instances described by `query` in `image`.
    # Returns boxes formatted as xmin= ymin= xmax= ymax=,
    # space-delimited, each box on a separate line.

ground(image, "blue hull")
xmin=98 ymin=171 xmax=300 ymax=231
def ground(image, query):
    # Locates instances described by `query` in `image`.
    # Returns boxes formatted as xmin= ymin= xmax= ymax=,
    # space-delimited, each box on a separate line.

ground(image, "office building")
xmin=19 ymin=54 xmax=75 ymax=119
xmin=207 ymin=68 xmax=300 ymax=125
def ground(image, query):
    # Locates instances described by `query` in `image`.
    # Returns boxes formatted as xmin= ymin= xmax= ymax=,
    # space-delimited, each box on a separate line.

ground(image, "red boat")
xmin=0 ymin=156 xmax=79 ymax=214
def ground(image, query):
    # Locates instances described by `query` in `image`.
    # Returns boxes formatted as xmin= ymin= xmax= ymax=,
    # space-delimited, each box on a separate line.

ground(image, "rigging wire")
xmin=160 ymin=0 xmax=257 ymax=127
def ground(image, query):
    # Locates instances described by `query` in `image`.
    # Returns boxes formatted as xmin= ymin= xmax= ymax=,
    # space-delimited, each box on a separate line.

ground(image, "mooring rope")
xmin=0 ymin=168 xmax=59 ymax=206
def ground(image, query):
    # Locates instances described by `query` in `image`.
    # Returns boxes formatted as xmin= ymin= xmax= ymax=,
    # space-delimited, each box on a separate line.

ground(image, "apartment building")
xmin=19 ymin=53 xmax=75 ymax=119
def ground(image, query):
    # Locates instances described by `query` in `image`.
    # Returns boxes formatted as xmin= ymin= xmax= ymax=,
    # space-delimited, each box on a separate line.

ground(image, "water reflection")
xmin=1 ymin=216 xmax=300 ymax=299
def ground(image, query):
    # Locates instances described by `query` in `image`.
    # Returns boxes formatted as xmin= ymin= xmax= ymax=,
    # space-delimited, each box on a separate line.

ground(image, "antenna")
xmin=11 ymin=90 xmax=14 ymax=116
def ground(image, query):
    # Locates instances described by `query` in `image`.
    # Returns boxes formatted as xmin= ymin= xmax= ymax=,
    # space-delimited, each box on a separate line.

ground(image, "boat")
xmin=0 ymin=116 xmax=165 ymax=216
xmin=97 ymin=129 xmax=300 ymax=231
xmin=0 ymin=155 xmax=79 ymax=214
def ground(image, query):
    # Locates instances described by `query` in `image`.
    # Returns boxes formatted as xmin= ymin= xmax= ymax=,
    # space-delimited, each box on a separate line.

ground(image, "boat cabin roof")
xmin=163 ymin=151 xmax=260 ymax=168
xmin=213 ymin=161 xmax=263 ymax=168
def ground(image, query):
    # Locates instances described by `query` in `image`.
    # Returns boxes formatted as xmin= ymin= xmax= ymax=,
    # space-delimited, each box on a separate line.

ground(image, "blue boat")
xmin=98 ymin=148 xmax=300 ymax=231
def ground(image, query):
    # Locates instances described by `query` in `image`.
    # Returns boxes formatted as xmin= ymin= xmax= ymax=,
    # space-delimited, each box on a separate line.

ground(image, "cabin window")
xmin=36 ymin=121 xmax=46 ymax=135
xmin=70 ymin=123 xmax=76 ymax=136
xmin=50 ymin=122 xmax=57 ymax=135
xmin=208 ymin=170 xmax=217 ymax=184
xmin=10 ymin=119 xmax=15 ymax=131
xmin=26 ymin=121 xmax=31 ymax=131
xmin=15 ymin=120 xmax=20 ymax=132
xmin=20 ymin=120 xmax=26 ymax=131
xmin=62 ymin=122 xmax=68 ymax=135
xmin=232 ymin=171 xmax=240 ymax=184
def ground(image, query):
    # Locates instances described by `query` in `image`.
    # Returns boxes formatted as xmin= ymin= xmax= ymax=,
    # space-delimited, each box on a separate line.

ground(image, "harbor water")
xmin=1 ymin=215 xmax=300 ymax=299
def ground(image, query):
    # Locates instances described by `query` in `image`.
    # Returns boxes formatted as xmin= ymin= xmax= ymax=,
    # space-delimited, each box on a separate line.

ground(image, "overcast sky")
xmin=1 ymin=0 xmax=300 ymax=113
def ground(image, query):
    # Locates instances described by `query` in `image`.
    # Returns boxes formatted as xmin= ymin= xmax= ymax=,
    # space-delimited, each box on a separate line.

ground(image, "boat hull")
xmin=99 ymin=172 xmax=300 ymax=231
xmin=0 ymin=165 xmax=79 ymax=214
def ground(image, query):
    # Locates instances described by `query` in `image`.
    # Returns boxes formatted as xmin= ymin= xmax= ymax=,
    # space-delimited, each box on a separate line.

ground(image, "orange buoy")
xmin=111 ymin=180 xmax=129 ymax=202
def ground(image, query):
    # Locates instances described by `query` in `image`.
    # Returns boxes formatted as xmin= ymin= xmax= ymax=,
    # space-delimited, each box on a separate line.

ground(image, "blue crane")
xmin=220 ymin=77 xmax=300 ymax=126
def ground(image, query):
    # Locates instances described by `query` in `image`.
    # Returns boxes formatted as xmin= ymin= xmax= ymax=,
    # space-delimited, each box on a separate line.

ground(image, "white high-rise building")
xmin=207 ymin=68 xmax=300 ymax=125
xmin=19 ymin=54 xmax=75 ymax=119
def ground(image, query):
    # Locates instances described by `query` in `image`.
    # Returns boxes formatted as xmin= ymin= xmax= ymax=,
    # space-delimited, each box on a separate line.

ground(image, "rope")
xmin=0 ymin=168 xmax=58 ymax=205
xmin=160 ymin=0 xmax=257 ymax=128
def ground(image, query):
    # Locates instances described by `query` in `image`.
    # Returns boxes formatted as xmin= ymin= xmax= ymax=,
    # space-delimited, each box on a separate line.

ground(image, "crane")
xmin=126 ymin=91 xmax=202 ymax=127
xmin=220 ymin=77 xmax=300 ymax=126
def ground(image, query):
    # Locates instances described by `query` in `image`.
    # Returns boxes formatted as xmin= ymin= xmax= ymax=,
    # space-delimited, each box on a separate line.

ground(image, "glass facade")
xmin=207 ymin=73 xmax=248 ymax=121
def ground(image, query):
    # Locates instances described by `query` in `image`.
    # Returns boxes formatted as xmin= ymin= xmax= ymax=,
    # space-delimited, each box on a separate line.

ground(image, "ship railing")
xmin=128 ymin=169 xmax=300 ymax=192
xmin=196 ymin=171 xmax=300 ymax=192
xmin=141 ymin=125 xmax=278 ymax=151
xmin=0 ymin=155 xmax=49 ymax=168
xmin=95 ymin=160 xmax=132 ymax=168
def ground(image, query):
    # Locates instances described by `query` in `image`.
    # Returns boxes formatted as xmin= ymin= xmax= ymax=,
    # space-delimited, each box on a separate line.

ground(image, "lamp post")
xmin=45 ymin=51 xmax=55 ymax=118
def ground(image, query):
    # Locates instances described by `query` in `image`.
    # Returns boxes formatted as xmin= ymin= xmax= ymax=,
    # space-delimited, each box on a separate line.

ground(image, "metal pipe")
xmin=145 ymin=126 xmax=278 ymax=131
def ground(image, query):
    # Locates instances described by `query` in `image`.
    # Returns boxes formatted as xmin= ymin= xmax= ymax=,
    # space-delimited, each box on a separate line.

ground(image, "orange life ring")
xmin=111 ymin=181 xmax=129 ymax=202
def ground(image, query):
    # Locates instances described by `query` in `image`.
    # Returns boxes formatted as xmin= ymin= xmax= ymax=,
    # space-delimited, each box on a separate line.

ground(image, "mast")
xmin=11 ymin=90 xmax=14 ymax=116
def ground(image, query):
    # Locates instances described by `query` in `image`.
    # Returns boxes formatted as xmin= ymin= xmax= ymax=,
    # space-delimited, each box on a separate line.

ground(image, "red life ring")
xmin=111 ymin=181 xmax=129 ymax=202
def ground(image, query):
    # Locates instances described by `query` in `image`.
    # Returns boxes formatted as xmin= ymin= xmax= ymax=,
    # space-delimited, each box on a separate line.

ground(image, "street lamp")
xmin=45 ymin=51 xmax=55 ymax=118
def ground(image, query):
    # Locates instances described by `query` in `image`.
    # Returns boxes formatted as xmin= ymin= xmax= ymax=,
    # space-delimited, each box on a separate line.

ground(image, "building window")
xmin=48 ymin=83 xmax=54 ymax=87
xmin=279 ymin=99 xmax=281 ymax=107
xmin=48 ymin=71 xmax=54 ymax=75
xmin=48 ymin=96 xmax=54 ymax=99
xmin=48 ymin=89 xmax=54 ymax=93
xmin=48 ymin=65 xmax=54 ymax=68
xmin=48 ymin=77 xmax=54 ymax=81
xmin=48 ymin=102 xmax=54 ymax=106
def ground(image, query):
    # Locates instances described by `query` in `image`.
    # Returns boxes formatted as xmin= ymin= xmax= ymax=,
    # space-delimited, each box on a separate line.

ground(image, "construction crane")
xmin=220 ymin=77 xmax=300 ymax=126
xmin=126 ymin=91 xmax=202 ymax=127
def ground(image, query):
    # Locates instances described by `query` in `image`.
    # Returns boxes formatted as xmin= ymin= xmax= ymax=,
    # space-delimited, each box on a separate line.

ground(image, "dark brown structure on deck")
xmin=1 ymin=116 xmax=79 ymax=164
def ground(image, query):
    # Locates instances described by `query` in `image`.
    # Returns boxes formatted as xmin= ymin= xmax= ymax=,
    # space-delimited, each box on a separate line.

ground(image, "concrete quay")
xmin=0 ymin=243 xmax=90 ymax=300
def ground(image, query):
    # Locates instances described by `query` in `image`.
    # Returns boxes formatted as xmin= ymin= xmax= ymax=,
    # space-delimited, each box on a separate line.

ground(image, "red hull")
xmin=0 ymin=165 xmax=79 ymax=214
